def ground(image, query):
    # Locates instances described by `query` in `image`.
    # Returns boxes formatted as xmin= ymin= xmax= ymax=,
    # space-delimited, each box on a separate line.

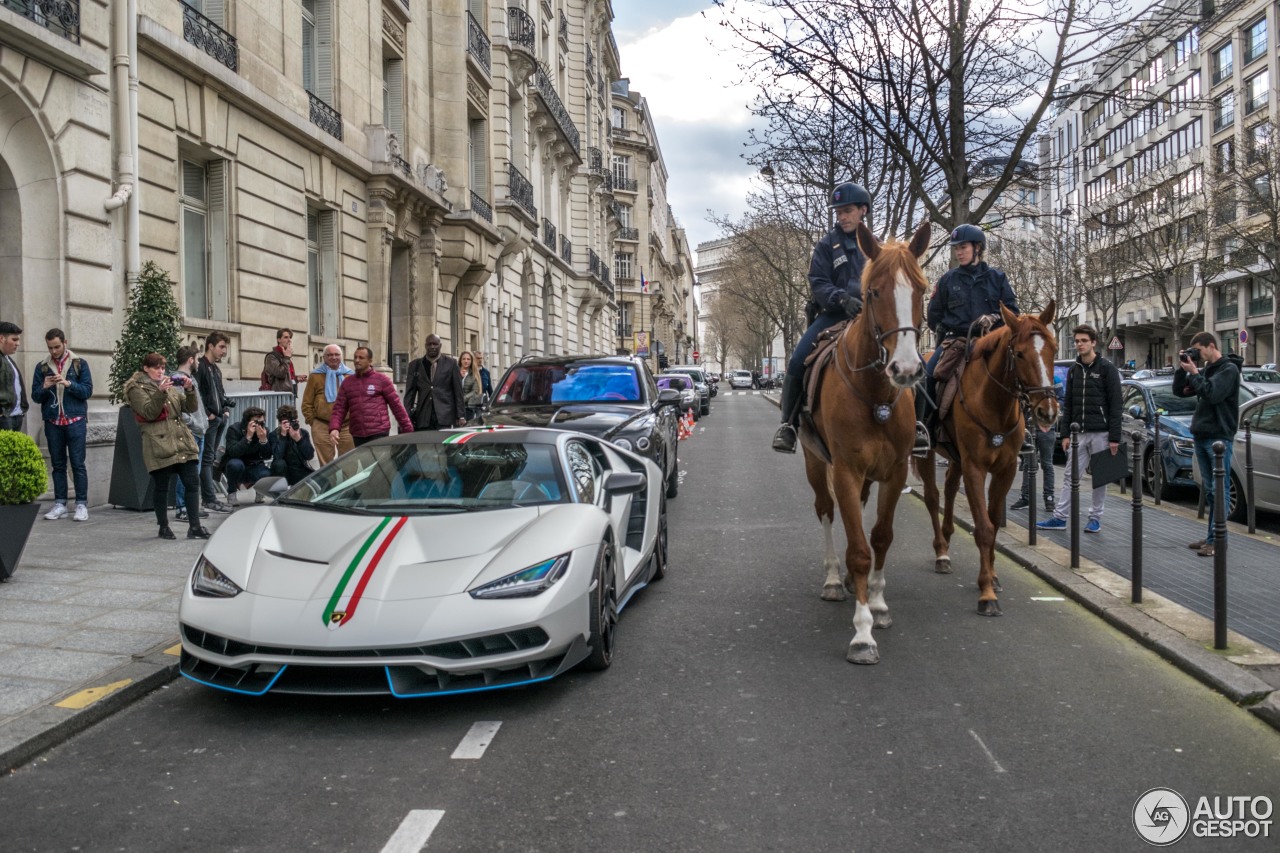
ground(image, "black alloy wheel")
xmin=1143 ymin=448 xmax=1176 ymax=501
xmin=1227 ymin=471 xmax=1246 ymax=523
xmin=665 ymin=448 xmax=679 ymax=499
xmin=652 ymin=495 xmax=669 ymax=581
xmin=582 ymin=541 xmax=618 ymax=671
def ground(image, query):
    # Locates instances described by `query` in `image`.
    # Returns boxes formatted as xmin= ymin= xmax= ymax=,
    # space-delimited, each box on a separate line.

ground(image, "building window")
xmin=302 ymin=0 xmax=334 ymax=104
xmin=306 ymin=209 xmax=339 ymax=337
xmin=1244 ymin=17 xmax=1267 ymax=65
xmin=179 ymin=158 xmax=229 ymax=322
xmin=611 ymin=106 xmax=625 ymax=129
xmin=615 ymin=252 xmax=633 ymax=280
xmin=1216 ymin=138 xmax=1235 ymax=172
xmin=469 ymin=116 xmax=489 ymax=199
xmin=1245 ymin=70 xmax=1269 ymax=115
xmin=1212 ymin=42 xmax=1233 ymax=85
xmin=617 ymin=204 xmax=632 ymax=228
xmin=383 ymin=57 xmax=404 ymax=141
xmin=1248 ymin=174 xmax=1272 ymax=214
xmin=1246 ymin=124 xmax=1270 ymax=164
xmin=1214 ymin=91 xmax=1234 ymax=132
xmin=612 ymin=154 xmax=631 ymax=185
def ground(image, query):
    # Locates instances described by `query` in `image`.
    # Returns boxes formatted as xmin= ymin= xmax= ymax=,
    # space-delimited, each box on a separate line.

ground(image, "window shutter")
xmin=320 ymin=210 xmax=339 ymax=337
xmin=316 ymin=0 xmax=334 ymax=105
xmin=386 ymin=59 xmax=404 ymax=141
xmin=182 ymin=160 xmax=206 ymax=202
xmin=203 ymin=0 xmax=224 ymax=27
xmin=470 ymin=118 xmax=489 ymax=195
xmin=206 ymin=160 xmax=230 ymax=322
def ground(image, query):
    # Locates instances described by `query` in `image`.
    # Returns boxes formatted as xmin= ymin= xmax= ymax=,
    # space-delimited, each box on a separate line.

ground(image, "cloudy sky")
xmin=612 ymin=1 xmax=758 ymax=255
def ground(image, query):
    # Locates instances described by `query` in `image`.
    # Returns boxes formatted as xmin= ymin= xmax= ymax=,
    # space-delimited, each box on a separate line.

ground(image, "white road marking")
xmin=969 ymin=729 xmax=1006 ymax=773
xmin=452 ymin=721 xmax=502 ymax=759
xmin=1030 ymin=596 xmax=1065 ymax=601
xmin=381 ymin=810 xmax=445 ymax=853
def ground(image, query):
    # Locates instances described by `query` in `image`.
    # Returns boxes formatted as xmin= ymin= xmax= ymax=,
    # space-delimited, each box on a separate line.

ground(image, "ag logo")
xmin=1133 ymin=787 xmax=1190 ymax=846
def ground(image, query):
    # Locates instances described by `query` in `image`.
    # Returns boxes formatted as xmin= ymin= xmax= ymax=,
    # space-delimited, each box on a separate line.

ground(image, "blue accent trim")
xmin=181 ymin=665 xmax=288 ymax=696
xmin=615 ymin=580 xmax=648 ymax=615
xmin=384 ymin=667 xmax=560 ymax=698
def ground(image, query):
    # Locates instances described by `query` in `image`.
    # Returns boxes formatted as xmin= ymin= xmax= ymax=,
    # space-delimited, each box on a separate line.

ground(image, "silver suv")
xmin=664 ymin=366 xmax=711 ymax=416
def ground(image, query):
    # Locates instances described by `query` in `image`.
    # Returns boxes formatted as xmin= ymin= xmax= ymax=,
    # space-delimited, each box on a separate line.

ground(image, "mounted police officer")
xmin=916 ymin=223 xmax=1020 ymax=450
xmin=772 ymin=182 xmax=871 ymax=453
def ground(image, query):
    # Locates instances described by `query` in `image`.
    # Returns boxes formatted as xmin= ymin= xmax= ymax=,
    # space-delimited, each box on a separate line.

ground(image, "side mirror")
xmin=1127 ymin=405 xmax=1145 ymax=421
xmin=603 ymin=471 xmax=646 ymax=495
xmin=656 ymin=388 xmax=681 ymax=407
xmin=253 ymin=476 xmax=290 ymax=502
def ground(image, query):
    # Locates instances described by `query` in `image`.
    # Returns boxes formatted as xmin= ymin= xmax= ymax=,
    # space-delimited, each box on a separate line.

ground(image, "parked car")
xmin=1191 ymin=390 xmax=1280 ymax=522
xmin=1240 ymin=367 xmax=1280 ymax=397
xmin=656 ymin=374 xmax=698 ymax=420
xmin=178 ymin=428 xmax=669 ymax=697
xmin=1119 ymin=377 xmax=1256 ymax=499
xmin=663 ymin=365 xmax=712 ymax=415
xmin=486 ymin=355 xmax=682 ymax=498
xmin=730 ymin=370 xmax=753 ymax=389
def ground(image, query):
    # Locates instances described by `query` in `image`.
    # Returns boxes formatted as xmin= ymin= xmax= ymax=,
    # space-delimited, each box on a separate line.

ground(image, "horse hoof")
xmin=977 ymin=599 xmax=1003 ymax=617
xmin=821 ymin=584 xmax=847 ymax=602
xmin=846 ymin=642 xmax=880 ymax=665
xmin=934 ymin=557 xmax=952 ymax=574
xmin=873 ymin=611 xmax=893 ymax=629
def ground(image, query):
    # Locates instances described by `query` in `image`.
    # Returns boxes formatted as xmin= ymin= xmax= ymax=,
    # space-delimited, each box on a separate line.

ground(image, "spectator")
xmin=171 ymin=346 xmax=209 ymax=523
xmin=474 ymin=351 xmax=493 ymax=397
xmin=1011 ymin=379 xmax=1062 ymax=514
xmin=123 ymin=352 xmax=207 ymax=540
xmin=222 ymin=406 xmax=274 ymax=506
xmin=403 ymin=334 xmax=465 ymax=430
xmin=330 ymin=346 xmax=413 ymax=447
xmin=0 ymin=320 xmax=28 ymax=432
xmin=1038 ymin=325 xmax=1123 ymax=535
xmin=269 ymin=403 xmax=316 ymax=485
xmin=301 ymin=344 xmax=354 ymax=465
xmin=459 ymin=350 xmax=484 ymax=424
xmin=195 ymin=332 xmax=234 ymax=513
xmin=32 ymin=329 xmax=93 ymax=521
xmin=1174 ymin=331 xmax=1243 ymax=558
xmin=261 ymin=327 xmax=298 ymax=395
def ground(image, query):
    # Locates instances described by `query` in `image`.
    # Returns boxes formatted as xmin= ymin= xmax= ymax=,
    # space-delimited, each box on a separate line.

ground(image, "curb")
xmin=0 ymin=643 xmax=180 ymax=773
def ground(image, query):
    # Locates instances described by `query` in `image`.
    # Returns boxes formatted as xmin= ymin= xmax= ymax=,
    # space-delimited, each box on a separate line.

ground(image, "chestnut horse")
xmin=798 ymin=221 xmax=930 ymax=665
xmin=914 ymin=302 xmax=1060 ymax=616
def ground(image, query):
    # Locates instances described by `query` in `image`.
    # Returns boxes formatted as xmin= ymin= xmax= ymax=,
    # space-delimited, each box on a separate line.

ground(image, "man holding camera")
xmin=221 ymin=406 xmax=274 ymax=506
xmin=1173 ymin=332 xmax=1243 ymax=558
xmin=269 ymin=403 xmax=316 ymax=485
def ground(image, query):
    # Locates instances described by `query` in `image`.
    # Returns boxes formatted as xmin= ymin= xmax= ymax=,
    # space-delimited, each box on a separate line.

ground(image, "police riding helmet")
xmin=948 ymin=223 xmax=986 ymax=247
xmin=829 ymin=182 xmax=872 ymax=209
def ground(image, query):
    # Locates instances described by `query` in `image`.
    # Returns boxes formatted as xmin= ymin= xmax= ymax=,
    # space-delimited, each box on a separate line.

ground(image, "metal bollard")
xmin=1028 ymin=430 xmax=1038 ymax=545
xmin=1213 ymin=441 xmax=1228 ymax=650
xmin=1152 ymin=412 xmax=1163 ymax=507
xmin=1070 ymin=423 xmax=1080 ymax=569
xmin=1131 ymin=431 xmax=1143 ymax=604
xmin=1245 ymin=421 xmax=1256 ymax=534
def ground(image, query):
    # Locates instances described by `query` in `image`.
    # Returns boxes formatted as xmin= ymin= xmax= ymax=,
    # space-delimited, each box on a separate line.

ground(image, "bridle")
xmin=957 ymin=324 xmax=1057 ymax=447
xmin=832 ymin=276 xmax=924 ymax=423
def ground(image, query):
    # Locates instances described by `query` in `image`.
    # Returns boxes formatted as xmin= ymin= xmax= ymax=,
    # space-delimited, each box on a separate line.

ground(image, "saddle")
xmin=794 ymin=320 xmax=851 ymax=465
xmin=930 ymin=338 xmax=972 ymax=447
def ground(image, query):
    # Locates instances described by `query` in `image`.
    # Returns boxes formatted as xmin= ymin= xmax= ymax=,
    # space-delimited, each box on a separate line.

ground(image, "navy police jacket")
xmin=927 ymin=262 xmax=1019 ymax=338
xmin=808 ymin=227 xmax=867 ymax=317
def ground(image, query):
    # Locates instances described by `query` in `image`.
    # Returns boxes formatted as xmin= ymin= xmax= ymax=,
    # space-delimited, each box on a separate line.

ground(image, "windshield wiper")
xmin=276 ymin=498 xmax=379 ymax=515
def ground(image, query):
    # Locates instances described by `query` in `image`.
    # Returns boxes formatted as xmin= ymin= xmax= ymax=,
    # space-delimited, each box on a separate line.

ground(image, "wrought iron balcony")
xmin=588 ymin=249 xmax=600 ymax=276
xmin=181 ymin=2 xmax=237 ymax=71
xmin=542 ymin=218 xmax=557 ymax=247
xmin=1247 ymin=296 xmax=1274 ymax=316
xmin=534 ymin=61 xmax=580 ymax=154
xmin=392 ymin=154 xmax=412 ymax=179
xmin=558 ymin=10 xmax=568 ymax=46
xmin=1216 ymin=301 xmax=1239 ymax=322
xmin=467 ymin=11 xmax=491 ymax=74
xmin=470 ymin=191 xmax=493 ymax=223
xmin=601 ymin=266 xmax=611 ymax=288
xmin=603 ymin=172 xmax=614 ymax=193
xmin=560 ymin=235 xmax=573 ymax=265
xmin=618 ymin=227 xmax=639 ymax=241
xmin=507 ymin=162 xmax=537 ymax=220
xmin=2 ymin=0 xmax=79 ymax=43
xmin=587 ymin=45 xmax=595 ymax=81
xmin=588 ymin=147 xmax=605 ymax=178
xmin=507 ymin=6 xmax=535 ymax=51
xmin=615 ymin=177 xmax=638 ymax=193
xmin=308 ymin=92 xmax=343 ymax=140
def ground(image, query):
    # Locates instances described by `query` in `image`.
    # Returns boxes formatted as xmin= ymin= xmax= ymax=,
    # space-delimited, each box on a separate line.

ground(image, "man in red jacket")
xmin=329 ymin=346 xmax=413 ymax=448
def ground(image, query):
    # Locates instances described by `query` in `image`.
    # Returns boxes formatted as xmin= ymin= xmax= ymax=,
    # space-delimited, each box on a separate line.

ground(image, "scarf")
xmin=41 ymin=348 xmax=78 ymax=420
xmin=313 ymin=360 xmax=354 ymax=403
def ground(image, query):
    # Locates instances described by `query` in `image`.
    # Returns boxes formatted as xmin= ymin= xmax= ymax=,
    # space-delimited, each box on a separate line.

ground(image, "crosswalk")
xmin=716 ymin=389 xmax=769 ymax=396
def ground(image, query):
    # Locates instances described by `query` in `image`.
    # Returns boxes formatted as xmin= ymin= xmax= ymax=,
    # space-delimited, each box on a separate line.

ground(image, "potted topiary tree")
xmin=108 ymin=261 xmax=185 ymax=510
xmin=0 ymin=430 xmax=48 ymax=580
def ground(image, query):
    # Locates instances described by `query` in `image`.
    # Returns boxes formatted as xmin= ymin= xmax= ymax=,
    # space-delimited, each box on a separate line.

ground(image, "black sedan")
xmin=486 ymin=355 xmax=683 ymax=498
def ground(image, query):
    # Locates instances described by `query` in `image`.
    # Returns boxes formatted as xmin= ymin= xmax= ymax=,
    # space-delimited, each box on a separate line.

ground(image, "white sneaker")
xmin=44 ymin=503 xmax=68 ymax=520
xmin=73 ymin=504 xmax=89 ymax=522
xmin=227 ymin=492 xmax=240 ymax=507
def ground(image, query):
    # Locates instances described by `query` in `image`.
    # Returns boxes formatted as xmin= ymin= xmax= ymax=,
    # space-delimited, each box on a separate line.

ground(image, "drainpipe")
xmin=104 ymin=0 xmax=140 ymax=282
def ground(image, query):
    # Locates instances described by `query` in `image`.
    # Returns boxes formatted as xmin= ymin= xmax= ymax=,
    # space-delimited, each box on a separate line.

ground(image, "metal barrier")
xmin=1245 ymin=421 xmax=1256 ymax=534
xmin=1026 ymin=436 xmax=1038 ymax=545
xmin=1153 ymin=412 xmax=1163 ymax=506
xmin=1213 ymin=441 xmax=1229 ymax=650
xmin=219 ymin=391 xmax=297 ymax=452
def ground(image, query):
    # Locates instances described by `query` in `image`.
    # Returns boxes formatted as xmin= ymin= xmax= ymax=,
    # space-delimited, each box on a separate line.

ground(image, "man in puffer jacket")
xmin=329 ymin=346 xmax=414 ymax=448
xmin=222 ymin=406 xmax=275 ymax=506
xmin=1038 ymin=324 xmax=1122 ymax=534
xmin=1173 ymin=331 xmax=1243 ymax=558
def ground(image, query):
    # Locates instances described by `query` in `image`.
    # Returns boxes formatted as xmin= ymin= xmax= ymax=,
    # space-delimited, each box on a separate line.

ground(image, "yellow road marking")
xmin=164 ymin=644 xmax=181 ymax=656
xmin=55 ymin=678 xmax=133 ymax=710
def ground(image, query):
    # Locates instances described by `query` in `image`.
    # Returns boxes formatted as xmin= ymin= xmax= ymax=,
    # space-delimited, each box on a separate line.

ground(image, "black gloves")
xmin=838 ymin=292 xmax=863 ymax=318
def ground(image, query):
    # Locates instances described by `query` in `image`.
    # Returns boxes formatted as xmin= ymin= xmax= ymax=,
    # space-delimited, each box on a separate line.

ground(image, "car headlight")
xmin=612 ymin=437 xmax=634 ymax=451
xmin=635 ymin=436 xmax=652 ymax=451
xmin=470 ymin=554 xmax=571 ymax=599
xmin=1170 ymin=437 xmax=1194 ymax=454
xmin=191 ymin=555 xmax=242 ymax=598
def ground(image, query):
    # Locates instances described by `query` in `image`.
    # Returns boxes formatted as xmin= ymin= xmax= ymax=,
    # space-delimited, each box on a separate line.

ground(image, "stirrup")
xmin=772 ymin=423 xmax=797 ymax=454
xmin=911 ymin=421 xmax=932 ymax=458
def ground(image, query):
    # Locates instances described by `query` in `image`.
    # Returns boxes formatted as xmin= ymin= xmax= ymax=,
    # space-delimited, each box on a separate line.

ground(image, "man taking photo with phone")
xmin=1173 ymin=332 xmax=1243 ymax=558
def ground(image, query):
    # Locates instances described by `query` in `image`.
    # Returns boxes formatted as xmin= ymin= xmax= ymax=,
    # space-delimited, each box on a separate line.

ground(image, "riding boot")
xmin=911 ymin=384 xmax=931 ymax=457
xmin=771 ymin=371 xmax=803 ymax=453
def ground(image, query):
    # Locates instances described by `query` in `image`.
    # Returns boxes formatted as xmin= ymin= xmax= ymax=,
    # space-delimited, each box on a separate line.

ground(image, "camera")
xmin=1180 ymin=348 xmax=1198 ymax=363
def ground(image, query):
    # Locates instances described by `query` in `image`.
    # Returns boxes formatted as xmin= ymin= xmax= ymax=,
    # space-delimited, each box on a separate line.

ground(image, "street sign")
xmin=1240 ymin=329 xmax=1249 ymax=344
xmin=692 ymin=350 xmax=700 ymax=361
xmin=1108 ymin=336 xmax=1124 ymax=350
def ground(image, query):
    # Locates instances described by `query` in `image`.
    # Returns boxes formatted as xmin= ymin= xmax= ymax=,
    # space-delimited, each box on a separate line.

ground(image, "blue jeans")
xmin=1021 ymin=426 xmax=1057 ymax=501
xmin=176 ymin=435 xmax=203 ymax=509
xmin=1194 ymin=438 xmax=1235 ymax=544
xmin=45 ymin=418 xmax=88 ymax=505
xmin=787 ymin=310 xmax=849 ymax=377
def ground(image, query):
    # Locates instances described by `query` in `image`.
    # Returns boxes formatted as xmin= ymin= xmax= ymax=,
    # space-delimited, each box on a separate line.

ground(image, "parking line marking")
xmin=164 ymin=644 xmax=182 ymax=656
xmin=380 ymin=810 xmax=445 ymax=853
xmin=969 ymin=729 xmax=1006 ymax=773
xmin=452 ymin=721 xmax=502 ymax=759
xmin=55 ymin=678 xmax=133 ymax=710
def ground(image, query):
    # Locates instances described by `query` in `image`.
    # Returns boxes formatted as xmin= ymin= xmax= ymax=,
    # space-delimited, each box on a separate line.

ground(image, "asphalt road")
xmin=3 ymin=393 xmax=1279 ymax=852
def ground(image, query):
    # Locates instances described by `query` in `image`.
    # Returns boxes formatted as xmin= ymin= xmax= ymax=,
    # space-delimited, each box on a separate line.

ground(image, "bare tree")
xmin=986 ymin=213 xmax=1092 ymax=352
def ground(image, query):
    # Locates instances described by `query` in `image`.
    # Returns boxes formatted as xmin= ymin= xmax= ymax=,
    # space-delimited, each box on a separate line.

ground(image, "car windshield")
xmin=1244 ymin=369 xmax=1280 ymax=383
xmin=279 ymin=439 xmax=568 ymax=512
xmin=495 ymin=362 xmax=642 ymax=405
xmin=1145 ymin=384 xmax=1198 ymax=416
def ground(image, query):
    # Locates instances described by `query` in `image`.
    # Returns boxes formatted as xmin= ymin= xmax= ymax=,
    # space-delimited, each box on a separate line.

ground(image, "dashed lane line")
xmin=452 ymin=721 xmax=502 ymax=759
xmin=969 ymin=729 xmax=1007 ymax=773
xmin=380 ymin=810 xmax=446 ymax=853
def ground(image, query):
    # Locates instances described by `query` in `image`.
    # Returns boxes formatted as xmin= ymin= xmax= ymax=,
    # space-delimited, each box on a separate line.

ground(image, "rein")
xmin=956 ymin=328 xmax=1057 ymax=448
xmin=831 ymin=285 xmax=919 ymax=424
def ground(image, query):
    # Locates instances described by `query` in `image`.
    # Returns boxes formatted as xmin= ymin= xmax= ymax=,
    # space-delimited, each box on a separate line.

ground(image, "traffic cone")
xmin=678 ymin=412 xmax=691 ymax=441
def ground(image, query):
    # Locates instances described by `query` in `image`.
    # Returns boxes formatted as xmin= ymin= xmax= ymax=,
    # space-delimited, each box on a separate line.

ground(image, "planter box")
xmin=108 ymin=407 xmax=176 ymax=510
xmin=0 ymin=502 xmax=40 ymax=580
